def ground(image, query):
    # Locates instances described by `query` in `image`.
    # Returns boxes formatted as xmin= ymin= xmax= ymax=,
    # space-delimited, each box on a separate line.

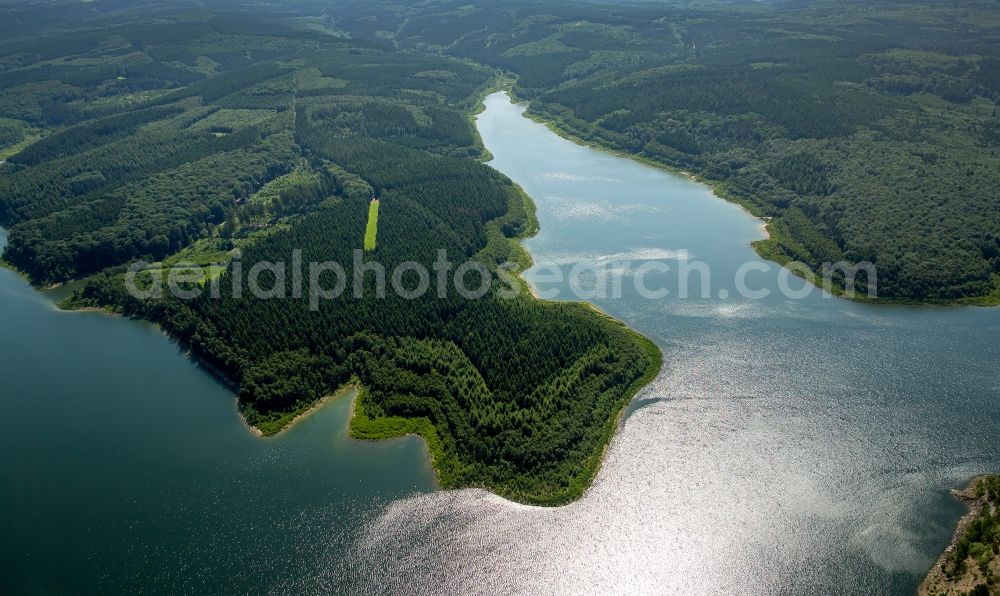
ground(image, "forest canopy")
xmin=326 ymin=0 xmax=1000 ymax=303
xmin=0 ymin=0 xmax=660 ymax=505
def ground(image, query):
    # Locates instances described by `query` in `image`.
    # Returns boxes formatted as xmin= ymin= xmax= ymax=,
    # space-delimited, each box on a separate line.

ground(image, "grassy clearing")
xmin=162 ymin=238 xmax=232 ymax=268
xmin=247 ymin=161 xmax=316 ymax=207
xmin=138 ymin=265 xmax=224 ymax=287
xmin=0 ymin=118 xmax=46 ymax=161
xmin=364 ymin=199 xmax=379 ymax=251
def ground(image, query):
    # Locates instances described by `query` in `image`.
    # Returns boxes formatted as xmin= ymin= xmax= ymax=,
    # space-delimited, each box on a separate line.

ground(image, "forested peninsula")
xmin=0 ymin=1 xmax=661 ymax=505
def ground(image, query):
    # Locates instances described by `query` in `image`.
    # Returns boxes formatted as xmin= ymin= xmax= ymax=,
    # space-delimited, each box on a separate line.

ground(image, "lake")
xmin=1 ymin=91 xmax=998 ymax=594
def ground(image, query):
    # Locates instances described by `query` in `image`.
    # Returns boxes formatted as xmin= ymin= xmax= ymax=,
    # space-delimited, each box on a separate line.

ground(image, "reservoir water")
xmin=1 ymin=91 xmax=998 ymax=594
xmin=326 ymin=93 xmax=1000 ymax=593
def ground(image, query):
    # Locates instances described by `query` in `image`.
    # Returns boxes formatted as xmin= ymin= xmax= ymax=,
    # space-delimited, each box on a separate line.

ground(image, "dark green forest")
xmin=1 ymin=0 xmax=998 ymax=501
xmin=0 ymin=0 xmax=659 ymax=505
xmin=326 ymin=0 xmax=1000 ymax=303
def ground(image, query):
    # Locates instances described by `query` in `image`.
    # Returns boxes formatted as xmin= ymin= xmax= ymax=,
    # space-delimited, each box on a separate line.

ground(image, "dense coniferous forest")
xmin=0 ymin=0 xmax=659 ymax=504
xmin=1 ymin=0 xmax=998 ymax=501
xmin=326 ymin=0 xmax=1000 ymax=303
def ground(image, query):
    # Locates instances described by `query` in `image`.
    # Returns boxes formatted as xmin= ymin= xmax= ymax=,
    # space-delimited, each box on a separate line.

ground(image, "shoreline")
xmin=0 ymin=254 xmax=88 ymax=293
xmin=55 ymin=305 xmax=123 ymax=317
xmin=504 ymin=90 xmax=1000 ymax=308
xmin=346 ymin=386 xmax=438 ymax=469
xmin=245 ymin=385 xmax=358 ymax=438
xmin=571 ymin=303 xmax=663 ymax=504
xmin=919 ymin=475 xmax=1000 ymax=595
xmin=0 ymin=229 xmax=71 ymax=291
